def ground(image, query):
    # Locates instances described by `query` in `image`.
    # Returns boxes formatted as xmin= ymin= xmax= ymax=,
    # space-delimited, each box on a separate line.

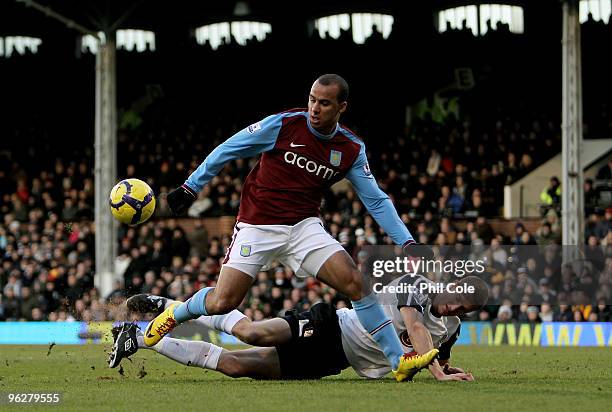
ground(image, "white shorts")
xmin=223 ymin=217 xmax=345 ymax=278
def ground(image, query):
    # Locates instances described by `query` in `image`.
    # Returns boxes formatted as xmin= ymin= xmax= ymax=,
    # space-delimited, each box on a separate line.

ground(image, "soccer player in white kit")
xmin=110 ymin=276 xmax=487 ymax=381
xmin=145 ymin=74 xmax=436 ymax=381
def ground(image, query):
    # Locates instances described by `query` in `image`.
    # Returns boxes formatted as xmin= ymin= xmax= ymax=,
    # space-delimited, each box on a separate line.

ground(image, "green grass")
xmin=0 ymin=345 xmax=610 ymax=411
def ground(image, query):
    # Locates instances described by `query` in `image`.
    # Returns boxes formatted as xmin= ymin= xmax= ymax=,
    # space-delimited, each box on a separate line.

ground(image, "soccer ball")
xmin=109 ymin=178 xmax=156 ymax=225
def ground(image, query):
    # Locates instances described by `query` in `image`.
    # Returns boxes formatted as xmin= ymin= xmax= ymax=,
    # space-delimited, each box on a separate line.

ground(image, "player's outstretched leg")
xmin=109 ymin=321 xmax=281 ymax=379
xmin=129 ymin=293 xmax=247 ymax=336
xmin=109 ymin=321 xmax=223 ymax=371
xmin=130 ymin=294 xmax=292 ymax=346
xmin=143 ymin=267 xmax=253 ymax=347
xmin=316 ymin=250 xmax=438 ymax=381
xmin=150 ymin=336 xmax=281 ymax=379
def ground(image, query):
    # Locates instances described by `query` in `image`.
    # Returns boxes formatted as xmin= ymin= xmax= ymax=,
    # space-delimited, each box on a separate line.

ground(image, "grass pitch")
xmin=0 ymin=344 xmax=610 ymax=411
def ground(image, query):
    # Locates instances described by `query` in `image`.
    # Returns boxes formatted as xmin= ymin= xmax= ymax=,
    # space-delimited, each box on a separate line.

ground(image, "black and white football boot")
xmin=108 ymin=322 xmax=139 ymax=368
xmin=126 ymin=294 xmax=168 ymax=316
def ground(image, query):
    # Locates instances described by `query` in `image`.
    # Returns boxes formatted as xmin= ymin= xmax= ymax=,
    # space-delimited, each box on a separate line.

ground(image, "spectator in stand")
xmin=1 ymin=39 xmax=610 ymax=323
xmin=540 ymin=176 xmax=561 ymax=216
xmin=594 ymin=299 xmax=610 ymax=321
xmin=526 ymin=306 xmax=540 ymax=323
xmin=536 ymin=222 xmax=558 ymax=247
xmin=539 ymin=303 xmax=554 ymax=322
xmin=595 ymin=208 xmax=612 ymax=240
xmin=496 ymin=305 xmax=513 ymax=323
xmin=2 ymin=288 xmax=21 ymax=320
xmin=584 ymin=179 xmax=598 ymax=215
xmin=555 ymin=304 xmax=573 ymax=322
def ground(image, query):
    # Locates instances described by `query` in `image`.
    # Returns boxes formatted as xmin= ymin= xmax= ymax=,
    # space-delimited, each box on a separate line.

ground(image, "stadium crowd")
xmin=1 ymin=21 xmax=611 ymax=324
xmin=1 ymin=127 xmax=610 ymax=323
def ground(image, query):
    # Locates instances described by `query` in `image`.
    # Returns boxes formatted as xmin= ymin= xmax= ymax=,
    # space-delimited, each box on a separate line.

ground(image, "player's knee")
xmin=232 ymin=322 xmax=255 ymax=344
xmin=232 ymin=321 xmax=272 ymax=346
xmin=235 ymin=327 xmax=265 ymax=346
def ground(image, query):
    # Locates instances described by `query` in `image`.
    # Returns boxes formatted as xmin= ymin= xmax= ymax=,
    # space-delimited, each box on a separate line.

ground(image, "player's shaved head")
xmin=315 ymin=74 xmax=349 ymax=103
xmin=309 ymin=74 xmax=348 ymax=134
xmin=431 ymin=275 xmax=489 ymax=317
xmin=458 ymin=276 xmax=489 ymax=309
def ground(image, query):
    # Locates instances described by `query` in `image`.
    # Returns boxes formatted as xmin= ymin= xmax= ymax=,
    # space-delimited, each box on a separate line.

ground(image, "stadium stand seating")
xmin=1 ymin=18 xmax=610 ymax=323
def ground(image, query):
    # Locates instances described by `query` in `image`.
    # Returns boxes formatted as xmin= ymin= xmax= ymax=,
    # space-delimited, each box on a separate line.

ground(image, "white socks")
xmin=140 ymin=336 xmax=222 ymax=370
xmin=136 ymin=332 xmax=148 ymax=349
xmin=165 ymin=298 xmax=247 ymax=335
xmin=197 ymin=310 xmax=247 ymax=335
xmin=156 ymin=338 xmax=222 ymax=370
xmin=131 ymin=297 xmax=246 ymax=372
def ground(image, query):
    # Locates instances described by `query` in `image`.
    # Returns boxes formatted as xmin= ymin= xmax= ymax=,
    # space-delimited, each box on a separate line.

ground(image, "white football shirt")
xmin=337 ymin=275 xmax=460 ymax=378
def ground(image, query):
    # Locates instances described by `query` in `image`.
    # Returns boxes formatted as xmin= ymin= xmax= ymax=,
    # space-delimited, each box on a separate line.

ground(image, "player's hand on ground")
xmin=167 ymin=184 xmax=197 ymax=215
xmin=443 ymin=364 xmax=466 ymax=374
xmin=436 ymin=372 xmax=474 ymax=381
xmin=402 ymin=241 xmax=434 ymax=260
xmin=448 ymin=372 xmax=474 ymax=381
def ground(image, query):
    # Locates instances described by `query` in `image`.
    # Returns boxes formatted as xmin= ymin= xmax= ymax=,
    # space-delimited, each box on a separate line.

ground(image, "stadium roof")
xmin=1 ymin=0 xmax=544 ymax=38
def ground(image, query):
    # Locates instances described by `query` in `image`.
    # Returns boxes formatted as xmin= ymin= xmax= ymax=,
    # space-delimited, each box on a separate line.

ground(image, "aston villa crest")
xmin=240 ymin=245 xmax=252 ymax=257
xmin=330 ymin=150 xmax=342 ymax=166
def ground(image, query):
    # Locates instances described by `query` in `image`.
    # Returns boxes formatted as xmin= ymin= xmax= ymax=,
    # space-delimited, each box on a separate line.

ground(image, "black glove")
xmin=166 ymin=184 xmax=197 ymax=215
xmin=402 ymin=240 xmax=434 ymax=260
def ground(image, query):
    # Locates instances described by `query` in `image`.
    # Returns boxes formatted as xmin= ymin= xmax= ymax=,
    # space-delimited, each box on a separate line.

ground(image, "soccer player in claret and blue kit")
xmin=149 ymin=74 xmax=437 ymax=381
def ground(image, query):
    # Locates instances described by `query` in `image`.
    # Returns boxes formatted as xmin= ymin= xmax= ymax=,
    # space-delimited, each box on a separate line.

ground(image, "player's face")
xmin=308 ymin=82 xmax=347 ymax=134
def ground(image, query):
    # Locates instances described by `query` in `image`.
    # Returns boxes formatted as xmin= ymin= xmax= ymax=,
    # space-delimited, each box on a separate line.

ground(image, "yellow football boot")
xmin=392 ymin=348 xmax=439 ymax=382
xmin=143 ymin=302 xmax=181 ymax=347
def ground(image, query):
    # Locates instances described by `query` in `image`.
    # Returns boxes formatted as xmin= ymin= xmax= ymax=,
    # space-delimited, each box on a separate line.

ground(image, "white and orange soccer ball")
xmin=109 ymin=178 xmax=156 ymax=225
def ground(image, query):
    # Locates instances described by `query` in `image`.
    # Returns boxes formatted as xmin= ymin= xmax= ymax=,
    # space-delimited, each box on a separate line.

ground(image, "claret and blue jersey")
xmin=185 ymin=109 xmax=414 ymax=246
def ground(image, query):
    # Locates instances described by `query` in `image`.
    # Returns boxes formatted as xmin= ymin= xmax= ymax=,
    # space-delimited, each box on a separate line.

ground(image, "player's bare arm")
xmin=437 ymin=333 xmax=469 ymax=376
xmin=400 ymin=306 xmax=473 ymax=381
